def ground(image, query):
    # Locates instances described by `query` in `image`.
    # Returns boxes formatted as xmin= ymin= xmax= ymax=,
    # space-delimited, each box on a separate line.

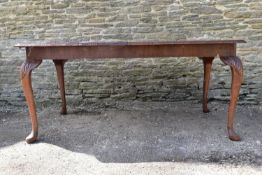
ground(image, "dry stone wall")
xmin=0 ymin=0 xmax=261 ymax=110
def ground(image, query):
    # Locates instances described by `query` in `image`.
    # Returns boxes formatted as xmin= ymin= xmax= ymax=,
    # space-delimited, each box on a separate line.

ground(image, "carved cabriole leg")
xmin=53 ymin=60 xmax=67 ymax=115
xmin=220 ymin=56 xmax=243 ymax=141
xmin=200 ymin=57 xmax=214 ymax=113
xmin=20 ymin=59 xmax=42 ymax=143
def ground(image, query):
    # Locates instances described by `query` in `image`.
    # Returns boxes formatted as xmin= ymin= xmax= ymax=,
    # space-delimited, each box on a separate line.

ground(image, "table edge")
xmin=14 ymin=40 xmax=246 ymax=47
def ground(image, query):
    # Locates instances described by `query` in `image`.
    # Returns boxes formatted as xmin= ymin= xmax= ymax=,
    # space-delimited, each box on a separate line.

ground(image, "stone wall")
xmin=0 ymin=0 xmax=262 ymax=110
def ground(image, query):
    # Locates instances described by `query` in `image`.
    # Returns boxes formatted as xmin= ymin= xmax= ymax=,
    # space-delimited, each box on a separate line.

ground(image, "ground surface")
xmin=0 ymin=101 xmax=261 ymax=175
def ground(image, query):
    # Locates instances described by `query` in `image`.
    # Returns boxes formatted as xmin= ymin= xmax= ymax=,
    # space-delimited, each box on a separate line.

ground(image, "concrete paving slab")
xmin=0 ymin=101 xmax=261 ymax=174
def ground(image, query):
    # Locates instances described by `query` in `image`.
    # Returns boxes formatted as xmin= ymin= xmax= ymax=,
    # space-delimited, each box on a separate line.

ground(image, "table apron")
xmin=25 ymin=44 xmax=236 ymax=60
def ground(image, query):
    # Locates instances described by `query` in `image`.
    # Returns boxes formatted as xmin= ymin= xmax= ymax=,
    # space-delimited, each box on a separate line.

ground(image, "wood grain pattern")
xmin=21 ymin=44 xmax=237 ymax=60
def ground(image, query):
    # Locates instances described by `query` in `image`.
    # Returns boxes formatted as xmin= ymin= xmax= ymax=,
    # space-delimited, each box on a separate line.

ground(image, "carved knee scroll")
xmin=20 ymin=59 xmax=42 ymax=79
xmin=20 ymin=59 xmax=42 ymax=143
xmin=220 ymin=56 xmax=243 ymax=77
xmin=220 ymin=56 xmax=243 ymax=141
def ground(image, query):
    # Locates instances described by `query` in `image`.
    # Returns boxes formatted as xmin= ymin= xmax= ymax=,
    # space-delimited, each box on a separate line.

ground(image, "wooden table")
xmin=16 ymin=40 xmax=246 ymax=143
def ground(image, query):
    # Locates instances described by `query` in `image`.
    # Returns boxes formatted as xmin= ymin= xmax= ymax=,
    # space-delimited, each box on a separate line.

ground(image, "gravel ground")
xmin=0 ymin=101 xmax=261 ymax=175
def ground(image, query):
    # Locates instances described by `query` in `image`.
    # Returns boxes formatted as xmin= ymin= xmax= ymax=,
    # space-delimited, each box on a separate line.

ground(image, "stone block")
xmin=0 ymin=0 xmax=261 ymax=109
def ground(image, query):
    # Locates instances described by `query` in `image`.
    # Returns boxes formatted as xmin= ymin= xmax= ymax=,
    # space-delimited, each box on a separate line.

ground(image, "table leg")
xmin=53 ymin=60 xmax=67 ymax=115
xmin=201 ymin=57 xmax=214 ymax=113
xmin=220 ymin=56 xmax=243 ymax=141
xmin=20 ymin=59 xmax=42 ymax=143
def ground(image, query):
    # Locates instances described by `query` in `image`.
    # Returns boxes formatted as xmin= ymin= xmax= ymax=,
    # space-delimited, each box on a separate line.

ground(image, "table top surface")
xmin=15 ymin=40 xmax=246 ymax=47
